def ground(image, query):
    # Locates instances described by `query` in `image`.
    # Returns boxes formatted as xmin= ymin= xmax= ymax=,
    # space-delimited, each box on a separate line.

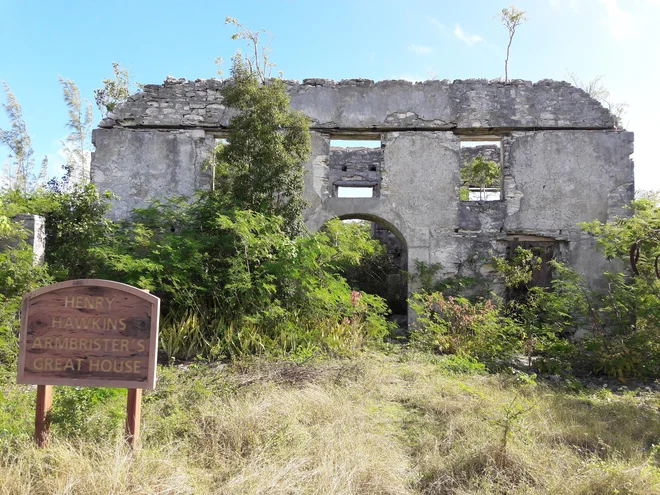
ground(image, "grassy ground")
xmin=1 ymin=350 xmax=660 ymax=494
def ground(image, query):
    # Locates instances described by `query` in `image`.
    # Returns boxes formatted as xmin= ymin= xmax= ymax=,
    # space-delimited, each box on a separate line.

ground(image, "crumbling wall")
xmin=90 ymin=76 xmax=634 ymax=300
xmin=328 ymin=147 xmax=382 ymax=196
xmin=99 ymin=77 xmax=614 ymax=131
xmin=461 ymin=144 xmax=500 ymax=166
xmin=92 ymin=128 xmax=214 ymax=219
xmin=0 ymin=214 xmax=46 ymax=264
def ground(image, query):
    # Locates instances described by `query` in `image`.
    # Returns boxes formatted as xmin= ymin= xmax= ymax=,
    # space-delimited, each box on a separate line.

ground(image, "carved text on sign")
xmin=17 ymin=280 xmax=160 ymax=389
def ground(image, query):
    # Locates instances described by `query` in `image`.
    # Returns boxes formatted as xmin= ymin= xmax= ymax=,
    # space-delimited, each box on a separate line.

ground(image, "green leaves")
xmin=460 ymin=155 xmax=500 ymax=201
xmin=214 ymin=58 xmax=311 ymax=237
xmin=0 ymin=82 xmax=48 ymax=193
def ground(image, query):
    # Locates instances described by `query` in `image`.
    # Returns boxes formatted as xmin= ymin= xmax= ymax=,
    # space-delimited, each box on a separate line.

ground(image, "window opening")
xmin=330 ymin=137 xmax=383 ymax=198
xmin=337 ymin=186 xmax=375 ymax=198
xmin=330 ymin=139 xmax=381 ymax=148
xmin=328 ymin=218 xmax=408 ymax=319
xmin=459 ymin=139 xmax=502 ymax=201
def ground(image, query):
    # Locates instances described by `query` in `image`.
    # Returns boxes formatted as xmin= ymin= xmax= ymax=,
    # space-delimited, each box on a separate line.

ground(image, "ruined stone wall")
xmin=90 ymin=76 xmax=634 ymax=298
xmin=0 ymin=214 xmax=46 ymax=264
xmin=328 ymin=147 xmax=382 ymax=196
xmin=461 ymin=144 xmax=500 ymax=166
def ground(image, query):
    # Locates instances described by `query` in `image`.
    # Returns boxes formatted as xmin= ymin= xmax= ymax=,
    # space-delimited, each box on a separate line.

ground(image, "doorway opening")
xmin=327 ymin=215 xmax=408 ymax=332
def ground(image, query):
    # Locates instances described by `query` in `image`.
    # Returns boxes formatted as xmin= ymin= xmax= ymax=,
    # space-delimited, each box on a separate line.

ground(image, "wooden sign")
xmin=17 ymin=279 xmax=160 ymax=390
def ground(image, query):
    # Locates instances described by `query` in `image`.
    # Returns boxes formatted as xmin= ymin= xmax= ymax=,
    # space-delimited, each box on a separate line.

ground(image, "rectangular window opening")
xmin=330 ymin=136 xmax=383 ymax=198
xmin=330 ymin=138 xmax=381 ymax=149
xmin=459 ymin=138 xmax=502 ymax=202
xmin=337 ymin=186 xmax=375 ymax=198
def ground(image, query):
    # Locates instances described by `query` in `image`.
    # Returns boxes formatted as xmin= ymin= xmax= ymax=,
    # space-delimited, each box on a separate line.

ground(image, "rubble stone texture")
xmin=91 ymin=77 xmax=634 ymax=297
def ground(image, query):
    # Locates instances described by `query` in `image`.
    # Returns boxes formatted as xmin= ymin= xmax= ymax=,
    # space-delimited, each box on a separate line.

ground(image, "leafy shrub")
xmin=578 ymin=198 xmax=660 ymax=378
xmin=409 ymin=292 xmax=521 ymax=361
xmin=492 ymin=247 xmax=599 ymax=370
xmin=44 ymin=183 xmax=114 ymax=281
xmin=85 ymin=194 xmax=391 ymax=361
xmin=0 ymin=193 xmax=53 ymax=367
xmin=50 ymin=386 xmax=126 ymax=440
xmin=436 ymin=354 xmax=487 ymax=374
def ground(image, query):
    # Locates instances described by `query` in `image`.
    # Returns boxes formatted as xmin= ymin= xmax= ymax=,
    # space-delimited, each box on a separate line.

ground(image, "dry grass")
xmin=2 ymin=351 xmax=660 ymax=494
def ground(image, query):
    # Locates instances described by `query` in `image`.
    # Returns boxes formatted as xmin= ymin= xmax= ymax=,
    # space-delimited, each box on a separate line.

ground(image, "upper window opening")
xmin=330 ymin=139 xmax=381 ymax=148
xmin=330 ymin=137 xmax=383 ymax=198
xmin=459 ymin=139 xmax=502 ymax=202
xmin=337 ymin=186 xmax=375 ymax=198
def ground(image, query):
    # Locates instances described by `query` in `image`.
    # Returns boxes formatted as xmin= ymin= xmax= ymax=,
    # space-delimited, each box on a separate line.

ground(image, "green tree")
xmin=497 ymin=5 xmax=527 ymax=83
xmin=0 ymin=82 xmax=47 ymax=193
xmin=214 ymin=18 xmax=311 ymax=236
xmin=59 ymin=76 xmax=93 ymax=187
xmin=460 ymin=155 xmax=500 ymax=200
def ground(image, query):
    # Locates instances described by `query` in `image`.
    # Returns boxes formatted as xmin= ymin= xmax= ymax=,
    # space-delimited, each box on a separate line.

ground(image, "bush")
xmin=85 ymin=195 xmax=391 ymax=361
xmin=0 ymin=192 xmax=53 ymax=367
xmin=408 ymin=292 xmax=521 ymax=362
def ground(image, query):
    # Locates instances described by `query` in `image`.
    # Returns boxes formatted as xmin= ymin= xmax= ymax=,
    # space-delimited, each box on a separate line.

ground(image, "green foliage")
xmin=410 ymin=259 xmax=481 ymax=298
xmin=44 ymin=184 xmax=114 ymax=281
xmin=0 ymin=82 xmax=47 ymax=193
xmin=58 ymin=76 xmax=93 ymax=186
xmin=0 ymin=193 xmax=53 ymax=367
xmin=409 ymin=291 xmax=521 ymax=362
xmin=94 ymin=62 xmax=142 ymax=116
xmin=492 ymin=248 xmax=595 ymax=369
xmin=50 ymin=386 xmax=126 ymax=440
xmin=460 ymin=154 xmax=500 ymax=201
xmin=436 ymin=354 xmax=487 ymax=374
xmin=579 ymin=198 xmax=660 ymax=378
xmin=213 ymin=24 xmax=311 ymax=236
xmin=491 ymin=245 xmax=541 ymax=290
xmin=328 ymin=220 xmax=406 ymax=312
xmin=88 ymin=196 xmax=390 ymax=361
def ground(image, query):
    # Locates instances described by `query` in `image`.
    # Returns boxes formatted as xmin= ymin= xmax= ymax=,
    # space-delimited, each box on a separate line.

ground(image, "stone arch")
xmin=335 ymin=213 xmax=406 ymax=248
xmin=308 ymin=208 xmax=410 ymax=319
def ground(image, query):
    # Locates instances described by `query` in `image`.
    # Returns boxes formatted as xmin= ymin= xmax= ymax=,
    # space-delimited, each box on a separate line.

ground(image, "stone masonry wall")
xmin=328 ymin=147 xmax=382 ymax=197
xmin=91 ymin=76 xmax=633 ymax=303
xmin=461 ymin=144 xmax=500 ymax=166
xmin=99 ymin=77 xmax=614 ymax=131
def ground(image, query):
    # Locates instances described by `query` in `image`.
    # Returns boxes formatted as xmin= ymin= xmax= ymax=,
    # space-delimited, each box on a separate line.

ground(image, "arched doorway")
xmin=323 ymin=213 xmax=409 ymax=330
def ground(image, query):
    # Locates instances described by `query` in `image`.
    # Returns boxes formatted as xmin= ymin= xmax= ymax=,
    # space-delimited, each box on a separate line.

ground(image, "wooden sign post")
xmin=17 ymin=279 xmax=160 ymax=448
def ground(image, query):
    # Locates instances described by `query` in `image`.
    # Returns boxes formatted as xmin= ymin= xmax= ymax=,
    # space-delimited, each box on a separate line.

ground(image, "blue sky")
xmin=1 ymin=0 xmax=659 ymax=189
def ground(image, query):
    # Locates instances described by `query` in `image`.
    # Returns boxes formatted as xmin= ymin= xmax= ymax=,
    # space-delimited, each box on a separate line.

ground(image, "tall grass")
xmin=1 ymin=352 xmax=659 ymax=494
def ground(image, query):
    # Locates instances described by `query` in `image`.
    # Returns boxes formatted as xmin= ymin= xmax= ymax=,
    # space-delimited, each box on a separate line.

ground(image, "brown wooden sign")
xmin=17 ymin=279 xmax=160 ymax=390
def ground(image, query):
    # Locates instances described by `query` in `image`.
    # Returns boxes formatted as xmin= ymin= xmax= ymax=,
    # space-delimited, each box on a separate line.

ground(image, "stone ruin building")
xmin=91 ymin=77 xmax=634 ymax=308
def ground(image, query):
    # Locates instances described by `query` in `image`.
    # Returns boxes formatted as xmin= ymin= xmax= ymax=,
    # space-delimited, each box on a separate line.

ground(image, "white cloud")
xmin=427 ymin=17 xmax=446 ymax=32
xmin=454 ymin=24 xmax=484 ymax=45
xmin=599 ymin=0 xmax=642 ymax=39
xmin=408 ymin=44 xmax=432 ymax=55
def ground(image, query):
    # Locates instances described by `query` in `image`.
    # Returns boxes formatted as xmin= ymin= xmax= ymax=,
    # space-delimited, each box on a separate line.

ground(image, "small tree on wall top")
xmin=498 ymin=5 xmax=527 ymax=83
xmin=214 ymin=18 xmax=311 ymax=236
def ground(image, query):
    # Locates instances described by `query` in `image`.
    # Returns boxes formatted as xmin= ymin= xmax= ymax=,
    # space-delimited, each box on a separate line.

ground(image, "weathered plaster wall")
xmin=99 ymin=77 xmax=614 ymax=131
xmin=90 ymin=76 xmax=634 ymax=300
xmin=328 ymin=147 xmax=382 ymax=195
xmin=91 ymin=128 xmax=213 ymax=218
